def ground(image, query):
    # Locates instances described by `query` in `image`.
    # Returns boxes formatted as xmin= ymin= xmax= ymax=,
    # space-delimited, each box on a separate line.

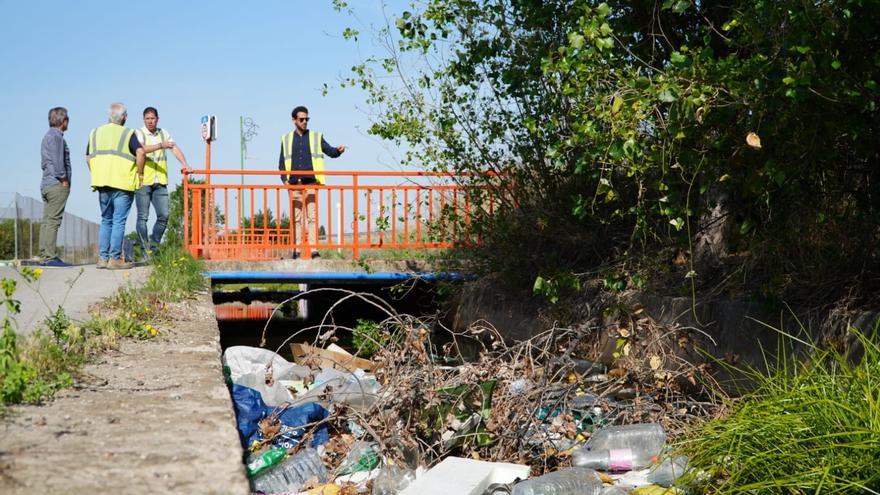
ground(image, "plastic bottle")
xmin=246 ymin=447 xmax=287 ymax=477
xmin=338 ymin=441 xmax=380 ymax=475
xmin=580 ymin=423 xmax=666 ymax=470
xmin=296 ymin=368 xmax=381 ymax=410
xmin=510 ymin=467 xmax=603 ymax=495
xmin=647 ymin=455 xmax=689 ymax=486
xmin=250 ymin=448 xmax=328 ymax=493
xmin=372 ymin=465 xmax=416 ymax=495
xmin=572 ymin=448 xmax=641 ymax=472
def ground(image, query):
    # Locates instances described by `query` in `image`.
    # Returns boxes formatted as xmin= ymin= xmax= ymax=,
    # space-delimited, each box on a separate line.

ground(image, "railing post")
xmin=352 ymin=174 xmax=359 ymax=260
xmin=337 ymin=201 xmax=342 ymax=255
xmin=302 ymin=184 xmax=313 ymax=260
xmin=192 ymin=188 xmax=203 ymax=258
xmin=183 ymin=171 xmax=190 ymax=254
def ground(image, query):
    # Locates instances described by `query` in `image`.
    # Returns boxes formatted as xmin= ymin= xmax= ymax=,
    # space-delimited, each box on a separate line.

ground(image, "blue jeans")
xmin=98 ymin=188 xmax=134 ymax=261
xmin=135 ymin=183 xmax=169 ymax=252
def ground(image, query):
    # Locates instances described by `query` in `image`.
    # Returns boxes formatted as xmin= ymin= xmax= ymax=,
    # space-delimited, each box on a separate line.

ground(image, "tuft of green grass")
xmin=144 ymin=244 xmax=206 ymax=301
xmin=678 ymin=323 xmax=880 ymax=494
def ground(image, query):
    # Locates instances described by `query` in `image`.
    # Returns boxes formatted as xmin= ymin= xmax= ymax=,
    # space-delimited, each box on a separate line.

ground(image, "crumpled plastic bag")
xmin=293 ymin=368 xmax=381 ymax=411
xmin=223 ymin=346 xmax=310 ymax=406
xmin=231 ymin=384 xmax=329 ymax=449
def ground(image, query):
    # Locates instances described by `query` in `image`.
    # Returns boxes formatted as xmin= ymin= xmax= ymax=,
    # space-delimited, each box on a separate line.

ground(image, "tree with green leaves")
xmin=335 ymin=0 xmax=879 ymax=300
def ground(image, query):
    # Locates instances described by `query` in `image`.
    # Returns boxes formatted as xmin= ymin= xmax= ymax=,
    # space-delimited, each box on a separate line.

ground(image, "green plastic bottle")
xmin=246 ymin=447 xmax=287 ymax=477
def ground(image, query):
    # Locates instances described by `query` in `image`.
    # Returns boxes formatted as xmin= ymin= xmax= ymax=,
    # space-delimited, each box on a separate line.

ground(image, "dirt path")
xmin=0 ymin=295 xmax=250 ymax=494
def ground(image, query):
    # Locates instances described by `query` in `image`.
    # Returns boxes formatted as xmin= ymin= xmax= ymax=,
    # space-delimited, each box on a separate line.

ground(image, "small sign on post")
xmin=200 ymin=115 xmax=217 ymax=141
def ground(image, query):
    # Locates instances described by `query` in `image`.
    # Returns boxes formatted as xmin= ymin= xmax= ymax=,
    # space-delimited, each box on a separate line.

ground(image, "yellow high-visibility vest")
xmin=137 ymin=128 xmax=168 ymax=185
xmin=281 ymin=130 xmax=326 ymax=185
xmin=87 ymin=123 xmax=137 ymax=191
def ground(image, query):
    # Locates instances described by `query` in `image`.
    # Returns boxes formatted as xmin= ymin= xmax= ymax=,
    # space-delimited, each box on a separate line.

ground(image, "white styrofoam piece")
xmin=400 ymin=457 xmax=530 ymax=495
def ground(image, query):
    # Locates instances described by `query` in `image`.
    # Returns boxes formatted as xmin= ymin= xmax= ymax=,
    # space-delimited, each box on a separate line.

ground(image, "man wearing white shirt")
xmin=135 ymin=106 xmax=189 ymax=257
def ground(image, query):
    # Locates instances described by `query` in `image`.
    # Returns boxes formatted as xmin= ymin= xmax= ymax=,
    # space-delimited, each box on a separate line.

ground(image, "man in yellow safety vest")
xmin=135 ymin=106 xmax=189 ymax=258
xmin=86 ymin=102 xmax=146 ymax=270
xmin=278 ymin=105 xmax=346 ymax=259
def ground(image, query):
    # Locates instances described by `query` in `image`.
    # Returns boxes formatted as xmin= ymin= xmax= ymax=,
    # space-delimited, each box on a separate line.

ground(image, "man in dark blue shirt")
xmin=279 ymin=106 xmax=346 ymax=258
xmin=39 ymin=107 xmax=72 ymax=266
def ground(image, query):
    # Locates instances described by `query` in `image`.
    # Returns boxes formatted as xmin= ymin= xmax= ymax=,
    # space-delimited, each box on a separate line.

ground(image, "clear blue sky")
xmin=0 ymin=0 xmax=408 ymax=223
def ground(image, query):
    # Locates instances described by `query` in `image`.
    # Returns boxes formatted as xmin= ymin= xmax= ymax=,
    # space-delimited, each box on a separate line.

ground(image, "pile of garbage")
xmin=224 ymin=313 xmax=711 ymax=494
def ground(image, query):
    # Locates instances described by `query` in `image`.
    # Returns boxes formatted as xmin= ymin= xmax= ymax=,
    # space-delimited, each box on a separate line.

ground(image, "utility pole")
xmin=239 ymin=116 xmax=258 ymax=230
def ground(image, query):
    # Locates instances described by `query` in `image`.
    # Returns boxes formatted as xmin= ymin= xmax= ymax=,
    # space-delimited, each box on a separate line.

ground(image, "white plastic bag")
xmin=294 ymin=368 xmax=381 ymax=410
xmin=223 ymin=346 xmax=309 ymax=406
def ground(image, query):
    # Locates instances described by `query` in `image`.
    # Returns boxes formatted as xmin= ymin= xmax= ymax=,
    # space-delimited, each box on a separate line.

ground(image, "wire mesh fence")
xmin=0 ymin=192 xmax=99 ymax=264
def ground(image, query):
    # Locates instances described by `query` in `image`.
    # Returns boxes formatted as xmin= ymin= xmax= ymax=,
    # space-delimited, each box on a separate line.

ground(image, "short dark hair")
xmin=143 ymin=107 xmax=159 ymax=118
xmin=291 ymin=106 xmax=309 ymax=119
xmin=48 ymin=107 xmax=68 ymax=127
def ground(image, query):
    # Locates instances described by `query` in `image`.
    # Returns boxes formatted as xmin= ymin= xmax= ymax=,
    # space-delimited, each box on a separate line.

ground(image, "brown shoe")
xmin=107 ymin=258 xmax=133 ymax=270
xmin=96 ymin=258 xmax=108 ymax=269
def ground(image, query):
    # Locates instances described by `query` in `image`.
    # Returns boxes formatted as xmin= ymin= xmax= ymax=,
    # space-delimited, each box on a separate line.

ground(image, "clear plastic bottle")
xmin=338 ymin=441 xmax=379 ymax=475
xmin=647 ymin=455 xmax=689 ymax=486
xmin=510 ymin=467 xmax=603 ymax=495
xmin=246 ymin=446 xmax=287 ymax=477
xmin=373 ymin=465 xmax=416 ymax=495
xmin=581 ymin=423 xmax=666 ymax=470
xmin=572 ymin=448 xmax=640 ymax=472
xmin=251 ymin=447 xmax=328 ymax=493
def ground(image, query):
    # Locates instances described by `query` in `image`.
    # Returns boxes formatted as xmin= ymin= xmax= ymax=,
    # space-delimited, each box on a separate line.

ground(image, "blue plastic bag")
xmin=231 ymin=384 xmax=329 ymax=449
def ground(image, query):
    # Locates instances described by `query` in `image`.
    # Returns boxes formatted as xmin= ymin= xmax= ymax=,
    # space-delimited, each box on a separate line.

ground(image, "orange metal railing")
xmin=214 ymin=303 xmax=276 ymax=320
xmin=183 ymin=169 xmax=494 ymax=260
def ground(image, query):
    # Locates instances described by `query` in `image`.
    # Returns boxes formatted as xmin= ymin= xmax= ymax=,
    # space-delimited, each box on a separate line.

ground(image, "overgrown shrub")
xmin=335 ymin=0 xmax=880 ymax=299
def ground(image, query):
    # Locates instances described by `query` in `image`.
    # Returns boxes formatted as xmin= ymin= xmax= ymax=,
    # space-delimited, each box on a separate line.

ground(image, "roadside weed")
xmin=1 ymin=247 xmax=205 ymax=406
xmin=679 ymin=323 xmax=880 ymax=493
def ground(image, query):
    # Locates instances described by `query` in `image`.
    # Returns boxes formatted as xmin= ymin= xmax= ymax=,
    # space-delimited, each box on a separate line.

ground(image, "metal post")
xmin=337 ymin=201 xmax=342 ymax=254
xmin=239 ymin=116 xmax=244 ymax=230
xmin=29 ymin=196 xmax=34 ymax=260
xmin=183 ymin=169 xmax=190 ymax=254
xmin=13 ymin=193 xmax=19 ymax=260
xmin=237 ymin=117 xmax=258 ymax=243
xmin=205 ymin=138 xmax=212 ymax=254
xmin=352 ymin=175 xmax=359 ymax=260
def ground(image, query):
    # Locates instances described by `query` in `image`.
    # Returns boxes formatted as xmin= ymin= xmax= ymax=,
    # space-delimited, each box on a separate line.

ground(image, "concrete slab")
xmin=0 ymin=265 xmax=150 ymax=335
